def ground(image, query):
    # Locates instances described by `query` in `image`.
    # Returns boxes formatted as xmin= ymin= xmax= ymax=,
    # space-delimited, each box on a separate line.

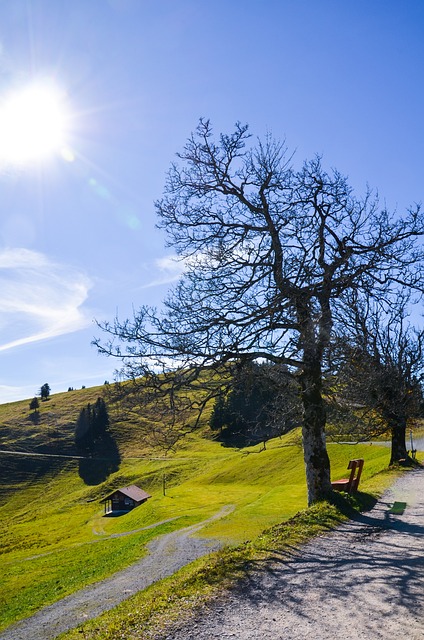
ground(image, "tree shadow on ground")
xmin=28 ymin=411 xmax=40 ymax=425
xmin=0 ymin=453 xmax=63 ymax=505
xmin=234 ymin=538 xmax=424 ymax=637
xmin=328 ymin=490 xmax=378 ymax=518
xmin=229 ymin=475 xmax=424 ymax=630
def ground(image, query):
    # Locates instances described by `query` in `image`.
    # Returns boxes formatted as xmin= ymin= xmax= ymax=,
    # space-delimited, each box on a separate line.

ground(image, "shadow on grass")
xmin=0 ymin=454 xmax=64 ymax=506
xmin=327 ymin=490 xmax=378 ymax=518
xmin=28 ymin=411 xmax=40 ymax=425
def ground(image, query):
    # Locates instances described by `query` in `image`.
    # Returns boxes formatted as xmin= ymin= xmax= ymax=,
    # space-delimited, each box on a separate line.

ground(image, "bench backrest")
xmin=346 ymin=458 xmax=364 ymax=493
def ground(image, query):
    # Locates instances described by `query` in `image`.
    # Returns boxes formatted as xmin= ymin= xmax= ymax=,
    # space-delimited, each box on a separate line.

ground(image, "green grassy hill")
xmin=0 ymin=385 xmax=410 ymax=632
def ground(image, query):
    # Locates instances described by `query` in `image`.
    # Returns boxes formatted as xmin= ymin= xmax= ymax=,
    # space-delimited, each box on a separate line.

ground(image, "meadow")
xmin=0 ymin=386 xmax=420 ymax=635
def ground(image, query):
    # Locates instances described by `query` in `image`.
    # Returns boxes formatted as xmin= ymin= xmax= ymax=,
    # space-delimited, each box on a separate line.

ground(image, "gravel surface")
xmin=2 ymin=471 xmax=424 ymax=640
xmin=162 ymin=468 xmax=424 ymax=640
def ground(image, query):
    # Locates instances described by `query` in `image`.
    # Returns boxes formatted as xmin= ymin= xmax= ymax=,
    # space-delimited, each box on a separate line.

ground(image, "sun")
xmin=0 ymin=82 xmax=70 ymax=165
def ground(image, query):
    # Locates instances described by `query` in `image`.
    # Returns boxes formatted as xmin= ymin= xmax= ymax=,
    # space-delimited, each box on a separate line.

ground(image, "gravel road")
xmin=162 ymin=467 xmax=424 ymax=640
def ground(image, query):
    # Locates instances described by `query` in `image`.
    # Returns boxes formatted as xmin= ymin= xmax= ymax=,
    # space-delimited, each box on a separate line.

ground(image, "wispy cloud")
xmin=140 ymin=254 xmax=185 ymax=289
xmin=0 ymin=248 xmax=92 ymax=352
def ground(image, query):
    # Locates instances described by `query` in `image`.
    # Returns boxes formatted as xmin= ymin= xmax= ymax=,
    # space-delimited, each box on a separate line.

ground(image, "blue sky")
xmin=0 ymin=0 xmax=423 ymax=403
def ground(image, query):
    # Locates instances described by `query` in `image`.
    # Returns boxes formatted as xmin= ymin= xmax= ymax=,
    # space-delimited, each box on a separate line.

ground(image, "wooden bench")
xmin=331 ymin=459 xmax=364 ymax=494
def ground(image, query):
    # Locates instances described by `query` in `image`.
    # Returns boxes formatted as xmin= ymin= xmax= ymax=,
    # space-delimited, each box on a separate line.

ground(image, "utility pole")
xmin=162 ymin=473 xmax=166 ymax=496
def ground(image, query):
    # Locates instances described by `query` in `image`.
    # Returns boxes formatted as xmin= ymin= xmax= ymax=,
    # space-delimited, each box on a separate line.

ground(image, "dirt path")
xmin=0 ymin=506 xmax=233 ymax=640
xmin=163 ymin=468 xmax=424 ymax=640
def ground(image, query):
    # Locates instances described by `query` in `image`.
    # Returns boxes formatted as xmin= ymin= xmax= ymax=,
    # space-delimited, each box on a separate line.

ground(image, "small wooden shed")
xmin=101 ymin=484 xmax=151 ymax=514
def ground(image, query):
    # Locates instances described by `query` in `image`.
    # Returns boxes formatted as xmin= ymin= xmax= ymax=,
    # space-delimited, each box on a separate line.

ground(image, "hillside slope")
xmin=0 ymin=387 xmax=395 ymax=632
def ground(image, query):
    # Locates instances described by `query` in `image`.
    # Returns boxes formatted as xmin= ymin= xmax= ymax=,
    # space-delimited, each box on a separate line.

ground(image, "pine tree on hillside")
xmin=75 ymin=398 xmax=110 ymax=453
xmin=29 ymin=397 xmax=39 ymax=412
xmin=75 ymin=406 xmax=93 ymax=452
xmin=40 ymin=383 xmax=51 ymax=401
xmin=210 ymin=362 xmax=301 ymax=447
xmin=92 ymin=397 xmax=109 ymax=439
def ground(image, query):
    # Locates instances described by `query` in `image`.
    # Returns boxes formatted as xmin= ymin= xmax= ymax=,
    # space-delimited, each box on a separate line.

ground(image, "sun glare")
xmin=0 ymin=83 xmax=69 ymax=165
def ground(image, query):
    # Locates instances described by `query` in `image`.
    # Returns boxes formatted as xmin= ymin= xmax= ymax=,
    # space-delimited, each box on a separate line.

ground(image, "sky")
xmin=0 ymin=0 xmax=423 ymax=403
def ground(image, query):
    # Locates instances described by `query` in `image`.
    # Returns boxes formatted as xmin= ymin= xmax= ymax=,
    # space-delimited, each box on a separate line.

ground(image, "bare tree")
xmin=94 ymin=120 xmax=424 ymax=504
xmin=328 ymin=292 xmax=424 ymax=464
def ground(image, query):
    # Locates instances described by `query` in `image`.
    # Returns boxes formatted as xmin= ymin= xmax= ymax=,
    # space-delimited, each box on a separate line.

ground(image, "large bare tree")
xmin=95 ymin=120 xmax=424 ymax=504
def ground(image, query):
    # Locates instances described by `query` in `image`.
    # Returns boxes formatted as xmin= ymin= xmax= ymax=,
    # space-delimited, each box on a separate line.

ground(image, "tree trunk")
xmin=389 ymin=417 xmax=408 ymax=464
xmin=300 ymin=362 xmax=332 ymax=505
xmin=296 ymin=295 xmax=333 ymax=505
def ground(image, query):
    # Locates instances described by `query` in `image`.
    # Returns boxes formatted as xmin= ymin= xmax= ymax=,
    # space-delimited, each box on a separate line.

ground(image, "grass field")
xmin=0 ymin=387 xmax=421 ymax=633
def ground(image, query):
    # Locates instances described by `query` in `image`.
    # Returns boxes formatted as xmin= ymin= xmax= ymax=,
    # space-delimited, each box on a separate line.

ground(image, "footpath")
xmin=164 ymin=467 xmax=424 ymax=640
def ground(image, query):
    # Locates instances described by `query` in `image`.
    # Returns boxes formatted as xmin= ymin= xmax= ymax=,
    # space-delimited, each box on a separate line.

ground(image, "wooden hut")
xmin=101 ymin=484 xmax=151 ymax=514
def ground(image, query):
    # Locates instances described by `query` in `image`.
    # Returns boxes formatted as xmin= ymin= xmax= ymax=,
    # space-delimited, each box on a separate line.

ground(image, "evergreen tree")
xmin=40 ymin=383 xmax=51 ymax=401
xmin=29 ymin=397 xmax=39 ymax=412
xmin=91 ymin=397 xmax=110 ymax=439
xmin=75 ymin=398 xmax=110 ymax=453
xmin=75 ymin=406 xmax=93 ymax=452
xmin=210 ymin=362 xmax=301 ymax=447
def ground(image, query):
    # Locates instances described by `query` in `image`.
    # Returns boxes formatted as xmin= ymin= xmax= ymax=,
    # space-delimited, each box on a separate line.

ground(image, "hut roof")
xmin=101 ymin=484 xmax=151 ymax=502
